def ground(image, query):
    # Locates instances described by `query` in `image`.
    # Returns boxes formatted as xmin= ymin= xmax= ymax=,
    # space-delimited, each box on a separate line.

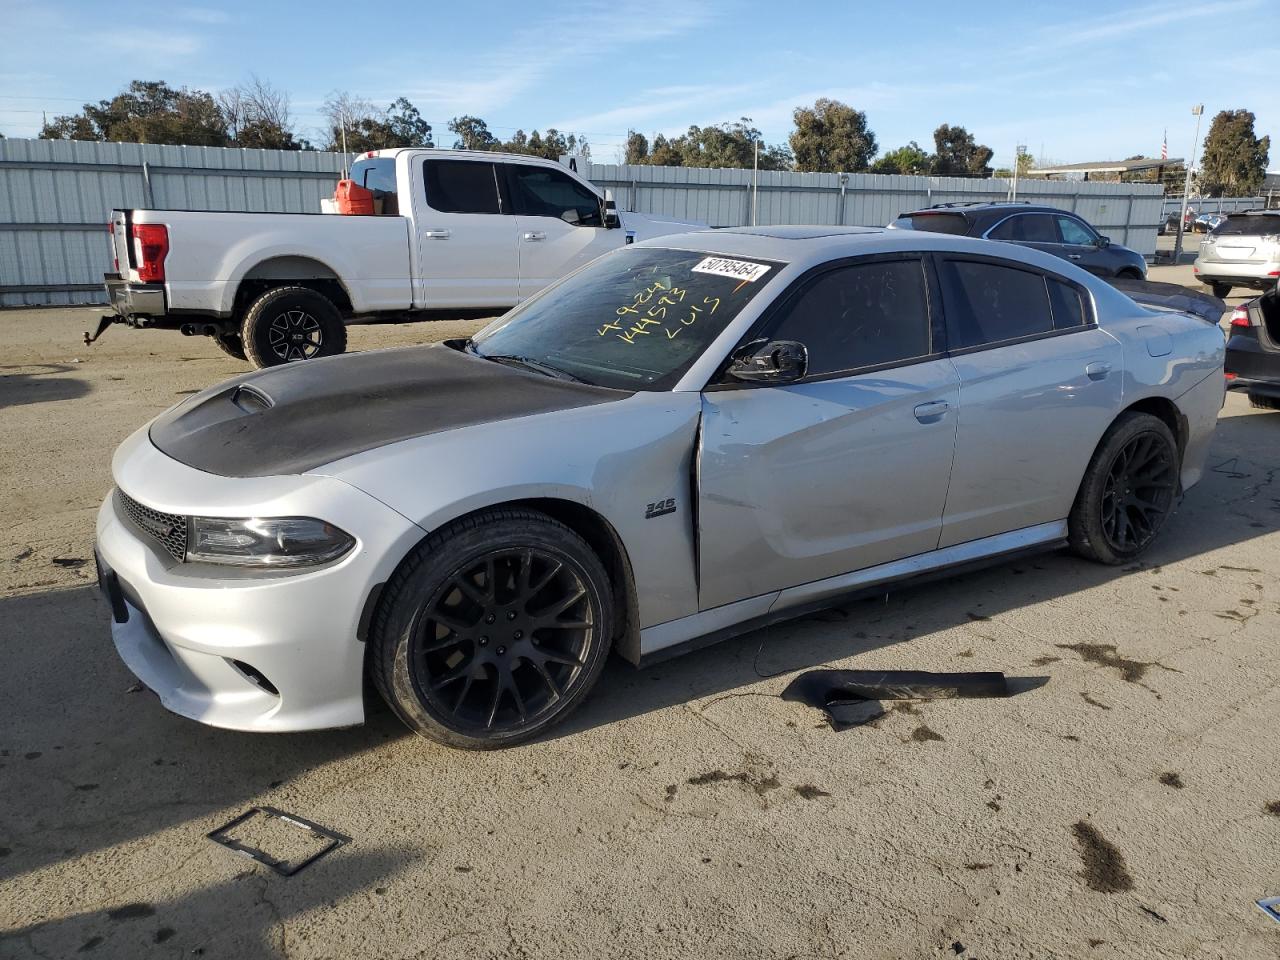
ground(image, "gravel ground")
xmin=1 ymin=277 xmax=1278 ymax=959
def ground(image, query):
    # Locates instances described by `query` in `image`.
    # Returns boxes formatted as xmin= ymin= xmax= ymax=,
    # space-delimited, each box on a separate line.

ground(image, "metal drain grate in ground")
xmin=207 ymin=807 xmax=349 ymax=876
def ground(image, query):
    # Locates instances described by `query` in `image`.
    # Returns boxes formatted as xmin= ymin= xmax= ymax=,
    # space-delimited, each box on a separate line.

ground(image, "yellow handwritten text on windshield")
xmin=597 ymin=281 xmax=721 ymax=345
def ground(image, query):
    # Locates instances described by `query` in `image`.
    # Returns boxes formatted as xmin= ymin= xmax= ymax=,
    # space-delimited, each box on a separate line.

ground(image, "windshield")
xmin=471 ymin=247 xmax=783 ymax=390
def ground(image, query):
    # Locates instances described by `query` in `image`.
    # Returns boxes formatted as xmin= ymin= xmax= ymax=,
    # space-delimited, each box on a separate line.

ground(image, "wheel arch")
xmin=1119 ymin=395 xmax=1187 ymax=464
xmin=233 ymin=256 xmax=355 ymax=319
xmin=369 ymin=496 xmax=643 ymax=667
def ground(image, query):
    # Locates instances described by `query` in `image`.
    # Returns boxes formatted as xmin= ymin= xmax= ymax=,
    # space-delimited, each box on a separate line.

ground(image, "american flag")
xmin=1161 ymin=130 xmax=1168 ymax=160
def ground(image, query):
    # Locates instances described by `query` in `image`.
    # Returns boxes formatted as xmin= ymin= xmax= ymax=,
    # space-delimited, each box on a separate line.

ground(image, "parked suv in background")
xmin=1193 ymin=210 xmax=1280 ymax=298
xmin=889 ymin=202 xmax=1148 ymax=279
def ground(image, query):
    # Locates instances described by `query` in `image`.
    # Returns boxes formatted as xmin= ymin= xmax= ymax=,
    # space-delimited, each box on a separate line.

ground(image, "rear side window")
xmin=897 ymin=212 xmax=969 ymax=235
xmin=424 ymin=160 xmax=501 ymax=214
xmin=348 ymin=157 xmax=398 ymax=214
xmin=940 ymin=260 xmax=1054 ymax=348
xmin=1212 ymin=214 xmax=1280 ymax=237
xmin=505 ymin=164 xmax=603 ymax=226
xmin=1047 ymin=278 xmax=1087 ymax=329
xmin=770 ymin=259 xmax=932 ymax=376
xmin=989 ymin=214 xmax=1058 ymax=243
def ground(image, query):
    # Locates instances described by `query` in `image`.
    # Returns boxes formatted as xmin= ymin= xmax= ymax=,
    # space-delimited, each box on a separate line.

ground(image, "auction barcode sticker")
xmin=691 ymin=257 xmax=772 ymax=283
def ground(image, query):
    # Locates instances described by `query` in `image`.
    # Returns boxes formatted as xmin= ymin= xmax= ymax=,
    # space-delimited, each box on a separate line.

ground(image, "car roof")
xmin=899 ymin=202 xmax=1068 ymax=220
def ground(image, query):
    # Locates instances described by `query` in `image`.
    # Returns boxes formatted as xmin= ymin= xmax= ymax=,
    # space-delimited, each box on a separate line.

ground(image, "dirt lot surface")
xmin=2 ymin=274 xmax=1278 ymax=959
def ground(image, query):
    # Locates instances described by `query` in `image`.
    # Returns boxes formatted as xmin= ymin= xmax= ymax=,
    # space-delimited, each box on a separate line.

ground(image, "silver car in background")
xmin=96 ymin=227 xmax=1225 ymax=749
xmin=1194 ymin=210 xmax=1280 ymax=298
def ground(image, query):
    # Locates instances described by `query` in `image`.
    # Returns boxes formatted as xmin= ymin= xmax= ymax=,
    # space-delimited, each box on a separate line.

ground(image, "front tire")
xmin=370 ymin=509 xmax=614 ymax=749
xmin=1210 ymin=282 xmax=1232 ymax=299
xmin=240 ymin=286 xmax=347 ymax=369
xmin=1069 ymin=412 xmax=1179 ymax=565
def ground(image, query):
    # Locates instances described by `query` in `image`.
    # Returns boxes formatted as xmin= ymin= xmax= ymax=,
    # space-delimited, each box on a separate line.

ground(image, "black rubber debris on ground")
xmin=1265 ymin=800 xmax=1280 ymax=817
xmin=794 ymin=784 xmax=831 ymax=799
xmin=207 ymin=806 xmax=349 ymax=877
xmin=1158 ymin=772 xmax=1184 ymax=789
xmin=781 ymin=669 xmax=1017 ymax=731
xmin=1071 ymin=820 xmax=1134 ymax=893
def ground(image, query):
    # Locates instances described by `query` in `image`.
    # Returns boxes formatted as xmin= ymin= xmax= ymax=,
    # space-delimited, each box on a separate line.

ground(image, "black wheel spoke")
xmin=1099 ymin=428 xmax=1175 ymax=555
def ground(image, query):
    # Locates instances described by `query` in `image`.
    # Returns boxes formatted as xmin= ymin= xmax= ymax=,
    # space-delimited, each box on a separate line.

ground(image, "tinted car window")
xmin=1212 ymin=214 xmax=1280 ymax=237
xmin=506 ymin=164 xmax=603 ymax=226
xmin=771 ymin=260 xmax=932 ymax=376
xmin=896 ymin=212 xmax=969 ymax=235
xmin=424 ymin=160 xmax=501 ymax=214
xmin=1056 ymin=216 xmax=1096 ymax=245
xmin=940 ymin=260 xmax=1054 ymax=348
xmin=1047 ymin=278 xmax=1086 ymax=329
xmin=989 ymin=214 xmax=1058 ymax=243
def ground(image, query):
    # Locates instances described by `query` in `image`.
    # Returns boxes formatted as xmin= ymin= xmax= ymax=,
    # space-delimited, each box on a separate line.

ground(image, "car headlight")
xmin=186 ymin=517 xmax=355 ymax=567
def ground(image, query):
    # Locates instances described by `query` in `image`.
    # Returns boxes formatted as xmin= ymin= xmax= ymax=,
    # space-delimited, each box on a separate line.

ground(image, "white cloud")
xmin=177 ymin=7 xmax=231 ymax=25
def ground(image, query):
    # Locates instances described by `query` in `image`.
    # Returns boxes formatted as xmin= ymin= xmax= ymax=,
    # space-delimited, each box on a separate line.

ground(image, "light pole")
xmin=1010 ymin=143 xmax=1026 ymax=201
xmin=1174 ymin=104 xmax=1204 ymax=263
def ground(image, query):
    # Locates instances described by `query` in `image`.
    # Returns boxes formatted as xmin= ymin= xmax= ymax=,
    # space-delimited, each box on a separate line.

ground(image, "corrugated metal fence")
xmin=584 ymin=162 xmax=1166 ymax=256
xmin=0 ymin=138 xmax=346 ymax=307
xmin=2 ymin=137 xmax=1169 ymax=308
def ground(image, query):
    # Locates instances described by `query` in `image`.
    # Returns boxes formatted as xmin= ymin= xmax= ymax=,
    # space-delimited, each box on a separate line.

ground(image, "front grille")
xmin=115 ymin=489 xmax=188 ymax=562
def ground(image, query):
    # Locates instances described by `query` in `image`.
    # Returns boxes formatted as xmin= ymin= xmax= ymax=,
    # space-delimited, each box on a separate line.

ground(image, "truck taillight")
xmin=1230 ymin=307 xmax=1251 ymax=328
xmin=131 ymin=223 xmax=169 ymax=283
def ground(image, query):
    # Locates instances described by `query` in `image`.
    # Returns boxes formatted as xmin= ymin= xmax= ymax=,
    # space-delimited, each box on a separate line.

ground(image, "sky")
xmin=1 ymin=0 xmax=1276 ymax=170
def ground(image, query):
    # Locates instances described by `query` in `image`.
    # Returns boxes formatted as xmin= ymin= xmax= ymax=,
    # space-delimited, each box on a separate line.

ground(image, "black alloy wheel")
xmin=240 ymin=285 xmax=347 ymax=369
xmin=268 ymin=308 xmax=324 ymax=362
xmin=411 ymin=548 xmax=594 ymax=734
xmin=370 ymin=508 xmax=614 ymax=749
xmin=1099 ymin=432 xmax=1177 ymax=554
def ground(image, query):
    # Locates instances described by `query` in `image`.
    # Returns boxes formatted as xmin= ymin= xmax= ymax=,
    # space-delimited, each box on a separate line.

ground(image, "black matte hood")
xmin=149 ymin=344 xmax=627 ymax=478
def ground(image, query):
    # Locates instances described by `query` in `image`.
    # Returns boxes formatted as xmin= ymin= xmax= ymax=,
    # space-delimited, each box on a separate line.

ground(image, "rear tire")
xmin=212 ymin=333 xmax=246 ymax=361
xmin=370 ymin=508 xmax=614 ymax=749
xmin=1248 ymin=393 xmax=1280 ymax=411
xmin=1210 ymin=282 xmax=1232 ymax=299
xmin=240 ymin=286 xmax=347 ymax=369
xmin=1069 ymin=412 xmax=1179 ymax=565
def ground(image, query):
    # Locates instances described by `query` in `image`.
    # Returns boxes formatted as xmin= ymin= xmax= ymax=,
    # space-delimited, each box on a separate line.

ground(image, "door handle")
xmin=522 ymin=231 xmax=546 ymax=241
xmin=913 ymin=400 xmax=950 ymax=423
xmin=422 ymin=229 xmax=451 ymax=239
xmin=1068 ymin=254 xmax=1083 ymax=260
xmin=1085 ymin=361 xmax=1112 ymax=381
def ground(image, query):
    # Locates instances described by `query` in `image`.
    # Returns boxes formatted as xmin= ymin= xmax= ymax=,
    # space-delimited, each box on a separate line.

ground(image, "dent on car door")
xmin=416 ymin=158 xmax=519 ymax=308
xmin=504 ymin=163 xmax=614 ymax=299
xmin=697 ymin=257 xmax=960 ymax=611
xmin=935 ymin=257 xmax=1122 ymax=547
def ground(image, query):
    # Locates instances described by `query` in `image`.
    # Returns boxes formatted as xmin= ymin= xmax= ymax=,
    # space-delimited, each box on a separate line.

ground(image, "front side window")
xmin=769 ymin=260 xmax=932 ymax=376
xmin=940 ymin=260 xmax=1054 ymax=348
xmin=424 ymin=160 xmax=501 ymax=214
xmin=471 ymin=248 xmax=782 ymax=390
xmin=505 ymin=164 xmax=603 ymax=226
xmin=1056 ymin=216 xmax=1097 ymax=246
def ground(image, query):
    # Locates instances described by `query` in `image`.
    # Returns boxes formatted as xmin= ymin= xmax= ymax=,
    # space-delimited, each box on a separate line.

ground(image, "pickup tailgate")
xmin=110 ymin=210 xmax=132 ymax=278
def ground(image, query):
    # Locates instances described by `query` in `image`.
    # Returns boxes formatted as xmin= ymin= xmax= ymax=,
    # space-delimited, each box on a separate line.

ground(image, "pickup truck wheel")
xmin=212 ymin=333 xmax=246 ymax=361
xmin=240 ymin=286 xmax=347 ymax=368
xmin=370 ymin=508 xmax=614 ymax=749
xmin=1068 ymin=412 xmax=1179 ymax=565
xmin=1210 ymin=282 xmax=1232 ymax=299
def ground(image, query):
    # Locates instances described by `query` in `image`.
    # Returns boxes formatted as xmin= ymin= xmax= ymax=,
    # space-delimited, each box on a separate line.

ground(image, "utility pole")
xmin=751 ymin=139 xmax=759 ymax=226
xmin=1010 ymin=143 xmax=1026 ymax=201
xmin=1173 ymin=104 xmax=1204 ymax=264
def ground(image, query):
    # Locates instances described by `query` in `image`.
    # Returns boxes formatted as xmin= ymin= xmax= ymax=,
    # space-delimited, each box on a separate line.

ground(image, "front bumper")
xmin=105 ymin=272 xmax=166 ymax=318
xmin=94 ymin=426 xmax=424 ymax=732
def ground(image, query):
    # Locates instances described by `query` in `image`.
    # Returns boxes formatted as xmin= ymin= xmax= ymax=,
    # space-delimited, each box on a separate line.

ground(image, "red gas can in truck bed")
xmin=333 ymin=180 xmax=374 ymax=215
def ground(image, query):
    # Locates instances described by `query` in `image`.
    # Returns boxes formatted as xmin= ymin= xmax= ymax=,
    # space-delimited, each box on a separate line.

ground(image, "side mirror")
xmin=1095 ymin=235 xmax=1111 ymax=248
xmin=729 ymin=339 xmax=808 ymax=384
xmin=603 ymin=190 xmax=621 ymax=229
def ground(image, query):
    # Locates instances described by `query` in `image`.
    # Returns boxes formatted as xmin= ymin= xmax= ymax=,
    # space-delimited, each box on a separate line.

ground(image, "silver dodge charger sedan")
xmin=96 ymin=227 xmax=1225 ymax=748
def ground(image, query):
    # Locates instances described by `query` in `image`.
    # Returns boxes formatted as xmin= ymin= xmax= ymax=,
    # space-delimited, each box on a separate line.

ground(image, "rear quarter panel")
xmin=129 ymin=209 xmax=413 ymax=316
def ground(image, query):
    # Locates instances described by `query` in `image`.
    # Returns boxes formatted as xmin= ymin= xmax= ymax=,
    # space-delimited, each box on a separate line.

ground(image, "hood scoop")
xmin=149 ymin=344 xmax=624 ymax=478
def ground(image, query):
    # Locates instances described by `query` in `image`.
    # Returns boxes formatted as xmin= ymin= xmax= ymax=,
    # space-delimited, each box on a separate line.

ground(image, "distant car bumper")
xmin=1225 ymin=333 xmax=1280 ymax=396
xmin=1192 ymin=260 xmax=1280 ymax=290
xmin=105 ymin=272 xmax=166 ymax=318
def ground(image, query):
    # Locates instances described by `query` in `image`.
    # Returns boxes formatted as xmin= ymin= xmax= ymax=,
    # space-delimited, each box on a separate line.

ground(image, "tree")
xmin=930 ymin=124 xmax=993 ymax=177
xmin=448 ymin=115 xmax=497 ymax=151
xmin=790 ymin=99 xmax=877 ymax=173
xmin=649 ymin=133 xmax=683 ymax=166
xmin=1199 ymin=109 xmax=1270 ymax=197
xmin=324 ymin=93 xmax=433 ymax=152
xmin=869 ymin=141 xmax=930 ymax=175
xmin=624 ymin=130 xmax=649 ymax=164
xmin=40 ymin=80 xmax=229 ymax=146
xmin=219 ymin=76 xmax=301 ymax=150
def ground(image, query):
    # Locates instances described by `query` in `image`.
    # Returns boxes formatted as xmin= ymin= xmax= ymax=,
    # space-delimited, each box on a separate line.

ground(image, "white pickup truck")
xmin=97 ymin=148 xmax=702 ymax=366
